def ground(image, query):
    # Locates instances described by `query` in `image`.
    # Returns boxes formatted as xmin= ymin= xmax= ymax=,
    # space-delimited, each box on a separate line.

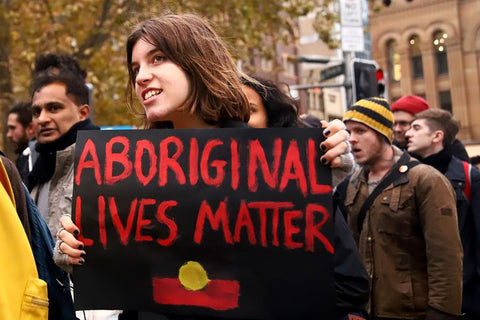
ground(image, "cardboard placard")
xmin=73 ymin=128 xmax=334 ymax=319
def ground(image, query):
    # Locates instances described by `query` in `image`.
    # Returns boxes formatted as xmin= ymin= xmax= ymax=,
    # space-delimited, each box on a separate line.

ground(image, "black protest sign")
xmin=72 ymin=128 xmax=334 ymax=319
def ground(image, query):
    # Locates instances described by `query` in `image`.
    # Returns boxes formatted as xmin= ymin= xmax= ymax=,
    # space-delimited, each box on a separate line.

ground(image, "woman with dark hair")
xmin=59 ymin=12 xmax=350 ymax=261
xmin=242 ymin=76 xmax=298 ymax=128
xmin=56 ymin=13 xmax=358 ymax=319
xmin=242 ymin=76 xmax=367 ymax=320
xmin=242 ymin=75 xmax=355 ymax=185
xmin=125 ymin=14 xmax=250 ymax=130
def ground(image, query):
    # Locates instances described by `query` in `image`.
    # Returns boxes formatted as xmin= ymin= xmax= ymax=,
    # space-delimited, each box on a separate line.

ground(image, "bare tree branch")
xmin=75 ymin=0 xmax=139 ymax=61
xmin=41 ymin=0 xmax=56 ymax=25
xmin=76 ymin=0 xmax=113 ymax=61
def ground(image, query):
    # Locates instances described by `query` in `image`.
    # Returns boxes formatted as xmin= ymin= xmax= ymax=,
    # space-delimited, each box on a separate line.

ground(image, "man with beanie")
xmin=338 ymin=97 xmax=463 ymax=319
xmin=406 ymin=109 xmax=480 ymax=320
xmin=391 ymin=95 xmax=470 ymax=162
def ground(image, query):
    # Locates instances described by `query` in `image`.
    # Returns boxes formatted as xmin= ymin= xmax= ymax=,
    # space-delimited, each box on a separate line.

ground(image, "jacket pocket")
xmin=377 ymin=188 xmax=415 ymax=236
xmin=21 ymin=278 xmax=49 ymax=319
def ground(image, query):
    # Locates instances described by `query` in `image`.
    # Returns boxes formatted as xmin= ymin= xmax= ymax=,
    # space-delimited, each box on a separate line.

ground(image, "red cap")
xmin=391 ymin=95 xmax=430 ymax=115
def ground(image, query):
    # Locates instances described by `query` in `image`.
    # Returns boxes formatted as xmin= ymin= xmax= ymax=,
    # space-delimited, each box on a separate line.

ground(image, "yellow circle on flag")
xmin=178 ymin=261 xmax=210 ymax=291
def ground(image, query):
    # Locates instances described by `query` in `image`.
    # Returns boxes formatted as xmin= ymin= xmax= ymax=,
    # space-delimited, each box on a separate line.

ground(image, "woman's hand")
xmin=56 ymin=215 xmax=86 ymax=266
xmin=319 ymin=119 xmax=352 ymax=168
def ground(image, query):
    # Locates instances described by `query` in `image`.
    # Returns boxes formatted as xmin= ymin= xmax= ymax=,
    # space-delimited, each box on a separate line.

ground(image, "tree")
xmin=0 ymin=0 xmax=323 ymax=150
xmin=0 ymin=1 xmax=14 ymax=153
xmin=313 ymin=0 xmax=341 ymax=49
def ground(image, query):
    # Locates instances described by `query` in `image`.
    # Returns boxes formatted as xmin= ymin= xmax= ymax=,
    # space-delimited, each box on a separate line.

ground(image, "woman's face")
xmin=243 ymin=85 xmax=267 ymax=128
xmin=131 ymin=38 xmax=192 ymax=127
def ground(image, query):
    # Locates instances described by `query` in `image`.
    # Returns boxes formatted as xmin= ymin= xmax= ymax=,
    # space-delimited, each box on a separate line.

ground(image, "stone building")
xmin=369 ymin=0 xmax=480 ymax=141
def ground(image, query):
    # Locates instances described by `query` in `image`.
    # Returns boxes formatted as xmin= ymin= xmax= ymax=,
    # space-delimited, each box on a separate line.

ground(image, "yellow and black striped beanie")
xmin=342 ymin=97 xmax=394 ymax=143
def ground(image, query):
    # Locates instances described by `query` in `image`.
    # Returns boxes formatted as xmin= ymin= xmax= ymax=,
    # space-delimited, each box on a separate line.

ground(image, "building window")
xmin=387 ymin=39 xmax=401 ymax=82
xmin=439 ymin=90 xmax=452 ymax=113
xmin=409 ymin=35 xmax=423 ymax=79
xmin=282 ymin=55 xmax=296 ymax=76
xmin=433 ymin=31 xmax=449 ymax=75
xmin=260 ymin=57 xmax=273 ymax=71
xmin=307 ymin=87 xmax=323 ymax=112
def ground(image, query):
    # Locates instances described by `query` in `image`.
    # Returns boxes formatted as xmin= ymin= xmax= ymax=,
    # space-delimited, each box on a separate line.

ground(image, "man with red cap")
xmin=391 ymin=95 xmax=470 ymax=162
xmin=391 ymin=95 xmax=430 ymax=149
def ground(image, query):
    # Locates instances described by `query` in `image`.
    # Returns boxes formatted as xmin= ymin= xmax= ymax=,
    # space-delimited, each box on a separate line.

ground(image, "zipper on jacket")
xmin=29 ymin=295 xmax=49 ymax=307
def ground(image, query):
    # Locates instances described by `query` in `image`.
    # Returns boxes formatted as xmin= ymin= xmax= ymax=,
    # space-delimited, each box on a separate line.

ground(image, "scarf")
xmin=27 ymin=118 xmax=99 ymax=190
xmin=417 ymin=146 xmax=453 ymax=174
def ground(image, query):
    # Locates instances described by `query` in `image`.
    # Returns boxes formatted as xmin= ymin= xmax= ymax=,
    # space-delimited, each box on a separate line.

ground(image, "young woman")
xmin=55 ymin=14 xmax=355 ymax=319
xmin=242 ymin=75 xmax=367 ymax=320
xmin=58 ymin=13 xmax=350 ymax=262
xmin=242 ymin=76 xmax=299 ymax=129
xmin=127 ymin=14 xmax=250 ymax=130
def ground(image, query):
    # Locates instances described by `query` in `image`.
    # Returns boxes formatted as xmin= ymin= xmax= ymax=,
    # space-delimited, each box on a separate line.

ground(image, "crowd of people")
xmin=1 ymin=11 xmax=479 ymax=320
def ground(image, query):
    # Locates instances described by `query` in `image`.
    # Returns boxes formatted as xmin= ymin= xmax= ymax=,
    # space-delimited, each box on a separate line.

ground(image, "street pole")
xmin=340 ymin=0 xmax=364 ymax=110
xmin=343 ymin=51 xmax=354 ymax=108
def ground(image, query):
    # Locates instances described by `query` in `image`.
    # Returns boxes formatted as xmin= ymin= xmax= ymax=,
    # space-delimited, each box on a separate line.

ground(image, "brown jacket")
xmin=343 ymin=148 xmax=463 ymax=319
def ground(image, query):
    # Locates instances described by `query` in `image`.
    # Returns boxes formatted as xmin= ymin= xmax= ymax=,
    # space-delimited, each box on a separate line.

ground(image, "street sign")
xmin=340 ymin=0 xmax=363 ymax=27
xmin=340 ymin=0 xmax=365 ymax=53
xmin=297 ymin=56 xmax=331 ymax=64
xmin=341 ymin=26 xmax=365 ymax=52
xmin=321 ymin=63 xmax=345 ymax=82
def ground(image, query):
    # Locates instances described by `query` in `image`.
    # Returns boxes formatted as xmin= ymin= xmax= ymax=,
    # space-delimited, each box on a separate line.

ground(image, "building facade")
xmin=369 ymin=0 xmax=480 ymax=141
xmin=245 ymin=7 xmax=347 ymax=120
xmin=296 ymin=11 xmax=344 ymax=120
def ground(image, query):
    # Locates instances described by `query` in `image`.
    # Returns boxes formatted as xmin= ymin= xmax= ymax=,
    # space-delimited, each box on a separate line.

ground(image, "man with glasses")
xmin=391 ymin=95 xmax=470 ymax=162
xmin=391 ymin=95 xmax=429 ymax=149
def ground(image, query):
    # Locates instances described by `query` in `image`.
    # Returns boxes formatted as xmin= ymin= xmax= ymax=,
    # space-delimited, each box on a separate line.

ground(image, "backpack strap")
xmin=357 ymin=152 xmax=420 ymax=233
xmin=462 ymin=161 xmax=472 ymax=202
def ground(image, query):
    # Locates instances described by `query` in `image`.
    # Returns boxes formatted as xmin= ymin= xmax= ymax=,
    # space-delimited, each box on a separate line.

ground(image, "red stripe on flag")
xmin=152 ymin=278 xmax=240 ymax=310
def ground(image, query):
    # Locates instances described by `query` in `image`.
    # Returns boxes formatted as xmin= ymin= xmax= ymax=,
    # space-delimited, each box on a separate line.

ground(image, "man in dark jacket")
xmin=6 ymin=101 xmax=35 ymax=183
xmin=340 ymin=97 xmax=463 ymax=319
xmin=391 ymin=95 xmax=470 ymax=162
xmin=29 ymin=54 xmax=118 ymax=319
xmin=406 ymin=108 xmax=480 ymax=319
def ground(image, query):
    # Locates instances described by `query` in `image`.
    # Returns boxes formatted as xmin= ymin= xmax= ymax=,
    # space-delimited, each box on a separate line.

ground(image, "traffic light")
xmin=352 ymin=60 xmax=378 ymax=102
xmin=376 ymin=68 xmax=386 ymax=98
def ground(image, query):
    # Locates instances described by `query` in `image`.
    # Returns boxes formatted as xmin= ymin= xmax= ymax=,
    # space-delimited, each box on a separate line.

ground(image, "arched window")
xmin=409 ymin=35 xmax=423 ymax=79
xmin=433 ymin=30 xmax=449 ymax=75
xmin=387 ymin=39 xmax=401 ymax=82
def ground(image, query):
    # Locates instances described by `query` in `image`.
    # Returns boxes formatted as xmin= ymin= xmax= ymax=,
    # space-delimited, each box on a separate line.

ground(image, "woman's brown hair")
xmin=126 ymin=13 xmax=250 ymax=128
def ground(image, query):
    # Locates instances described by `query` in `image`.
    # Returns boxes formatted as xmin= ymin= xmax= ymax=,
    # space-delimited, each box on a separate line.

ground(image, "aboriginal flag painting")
xmin=72 ymin=128 xmax=335 ymax=319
